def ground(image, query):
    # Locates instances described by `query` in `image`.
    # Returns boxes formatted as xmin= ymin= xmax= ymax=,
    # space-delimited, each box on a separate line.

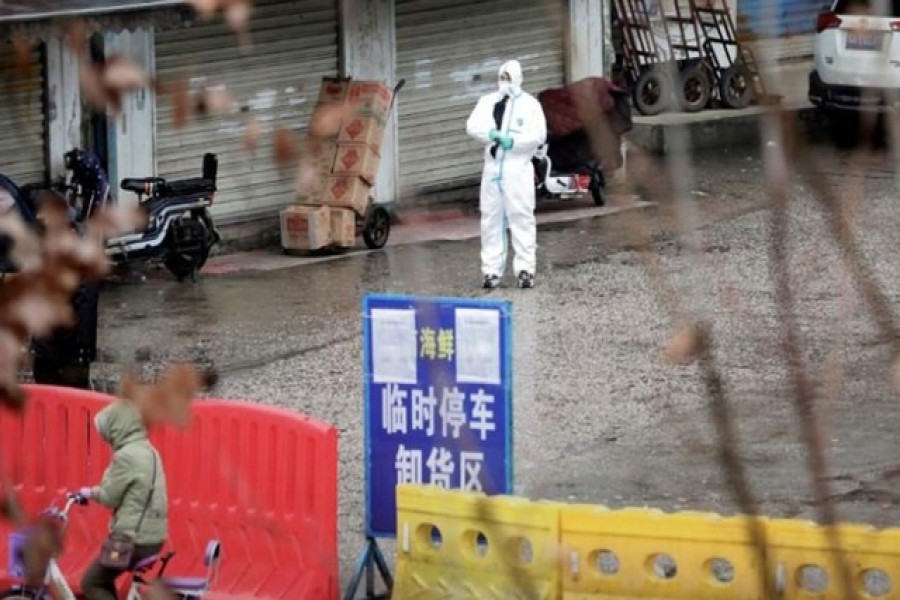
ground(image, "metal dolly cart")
xmin=690 ymin=0 xmax=768 ymax=108
xmin=663 ymin=0 xmax=715 ymax=112
xmin=351 ymin=79 xmax=405 ymax=250
xmin=614 ymin=0 xmax=739 ymax=114
xmin=612 ymin=0 xmax=679 ymax=115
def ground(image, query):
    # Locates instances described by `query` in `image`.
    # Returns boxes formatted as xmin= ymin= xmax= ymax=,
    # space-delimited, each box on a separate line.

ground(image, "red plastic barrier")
xmin=0 ymin=385 xmax=339 ymax=599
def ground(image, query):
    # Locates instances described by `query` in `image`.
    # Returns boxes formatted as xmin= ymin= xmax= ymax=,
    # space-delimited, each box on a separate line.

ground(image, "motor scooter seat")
xmin=121 ymin=177 xmax=166 ymax=195
xmin=161 ymin=178 xmax=215 ymax=197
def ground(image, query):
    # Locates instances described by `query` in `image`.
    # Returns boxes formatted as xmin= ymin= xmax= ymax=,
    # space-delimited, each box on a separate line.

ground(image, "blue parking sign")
xmin=363 ymin=293 xmax=513 ymax=538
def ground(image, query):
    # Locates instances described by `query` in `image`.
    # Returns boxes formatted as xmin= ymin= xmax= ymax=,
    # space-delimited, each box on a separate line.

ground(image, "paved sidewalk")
xmin=203 ymin=193 xmax=653 ymax=275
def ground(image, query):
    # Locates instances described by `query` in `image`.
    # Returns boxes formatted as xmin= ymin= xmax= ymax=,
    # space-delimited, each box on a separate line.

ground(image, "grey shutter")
xmin=155 ymin=0 xmax=339 ymax=223
xmin=396 ymin=0 xmax=566 ymax=203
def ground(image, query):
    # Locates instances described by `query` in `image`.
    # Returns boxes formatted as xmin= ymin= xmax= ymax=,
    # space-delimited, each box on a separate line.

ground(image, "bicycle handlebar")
xmin=38 ymin=494 xmax=85 ymax=524
xmin=52 ymin=492 xmax=88 ymax=519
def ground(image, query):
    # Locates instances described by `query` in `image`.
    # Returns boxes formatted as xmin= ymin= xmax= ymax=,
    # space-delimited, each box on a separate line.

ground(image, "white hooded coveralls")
xmin=466 ymin=60 xmax=547 ymax=277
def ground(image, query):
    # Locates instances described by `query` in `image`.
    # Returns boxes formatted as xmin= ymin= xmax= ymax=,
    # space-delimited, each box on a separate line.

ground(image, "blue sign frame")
xmin=363 ymin=293 xmax=513 ymax=538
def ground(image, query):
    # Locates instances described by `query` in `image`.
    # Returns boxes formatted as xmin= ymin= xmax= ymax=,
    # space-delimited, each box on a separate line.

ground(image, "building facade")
xmin=0 ymin=0 xmax=609 ymax=239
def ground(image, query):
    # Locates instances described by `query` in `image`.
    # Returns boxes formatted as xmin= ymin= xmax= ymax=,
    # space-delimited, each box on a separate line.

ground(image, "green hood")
xmin=94 ymin=401 xmax=147 ymax=450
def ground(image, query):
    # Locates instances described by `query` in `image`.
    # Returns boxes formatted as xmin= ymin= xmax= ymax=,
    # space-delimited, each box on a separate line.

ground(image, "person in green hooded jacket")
xmin=78 ymin=400 xmax=168 ymax=600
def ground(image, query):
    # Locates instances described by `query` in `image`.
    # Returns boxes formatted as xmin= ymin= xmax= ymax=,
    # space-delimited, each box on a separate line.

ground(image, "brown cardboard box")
xmin=338 ymin=115 xmax=386 ymax=148
xmin=280 ymin=205 xmax=331 ymax=251
xmin=324 ymin=176 xmax=370 ymax=216
xmin=329 ymin=207 xmax=356 ymax=248
xmin=303 ymin=138 xmax=337 ymax=172
xmin=318 ymin=77 xmax=350 ymax=104
xmin=347 ymin=81 xmax=393 ymax=121
xmin=333 ymin=143 xmax=381 ymax=185
xmin=295 ymin=138 xmax=337 ymax=204
xmin=295 ymin=180 xmax=326 ymax=206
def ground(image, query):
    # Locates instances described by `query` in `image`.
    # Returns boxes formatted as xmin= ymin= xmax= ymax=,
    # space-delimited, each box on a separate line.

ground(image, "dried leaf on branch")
xmin=79 ymin=55 xmax=150 ymax=115
xmin=308 ymin=102 xmax=350 ymax=139
xmin=85 ymin=205 xmax=150 ymax=240
xmin=186 ymin=0 xmax=220 ymax=19
xmin=122 ymin=363 xmax=219 ymax=428
xmin=186 ymin=0 xmax=253 ymax=45
xmin=167 ymin=77 xmax=193 ymax=129
xmin=662 ymin=320 xmax=705 ymax=366
xmin=103 ymin=55 xmax=150 ymax=94
xmin=3 ymin=282 xmax=74 ymax=339
xmin=10 ymin=35 xmax=33 ymax=80
xmin=273 ymin=127 xmax=298 ymax=171
xmin=62 ymin=19 xmax=89 ymax=58
xmin=157 ymin=77 xmax=235 ymax=130
xmin=224 ymin=0 xmax=253 ymax=45
xmin=0 ymin=212 xmax=42 ymax=273
xmin=23 ymin=516 xmax=62 ymax=588
xmin=0 ymin=331 xmax=26 ymax=412
xmin=295 ymin=156 xmax=322 ymax=194
xmin=0 ymin=484 xmax=24 ymax=524
xmin=244 ymin=117 xmax=262 ymax=153
xmin=140 ymin=581 xmax=178 ymax=600
xmin=195 ymin=86 xmax=236 ymax=117
xmin=0 ymin=199 xmax=135 ymax=406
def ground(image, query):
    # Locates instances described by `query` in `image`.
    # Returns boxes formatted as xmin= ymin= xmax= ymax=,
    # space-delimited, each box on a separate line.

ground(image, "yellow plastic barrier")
xmin=393 ymin=485 xmax=900 ymax=600
xmin=560 ymin=505 xmax=767 ymax=599
xmin=764 ymin=517 xmax=900 ymax=599
xmin=393 ymin=484 xmax=563 ymax=599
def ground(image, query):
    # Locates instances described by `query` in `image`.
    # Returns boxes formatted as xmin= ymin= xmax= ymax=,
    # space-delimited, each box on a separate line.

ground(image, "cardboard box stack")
xmin=280 ymin=77 xmax=394 ymax=252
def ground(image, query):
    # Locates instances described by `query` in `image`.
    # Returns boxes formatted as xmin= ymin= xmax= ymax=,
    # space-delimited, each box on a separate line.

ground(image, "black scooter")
xmin=61 ymin=149 xmax=221 ymax=282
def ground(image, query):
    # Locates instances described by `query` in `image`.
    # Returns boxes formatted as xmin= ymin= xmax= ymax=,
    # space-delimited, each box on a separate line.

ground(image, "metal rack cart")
xmin=690 ymin=0 xmax=766 ymax=108
xmin=664 ymin=0 xmax=714 ymax=112
xmin=355 ymin=79 xmax=405 ymax=250
xmin=612 ymin=0 xmax=679 ymax=115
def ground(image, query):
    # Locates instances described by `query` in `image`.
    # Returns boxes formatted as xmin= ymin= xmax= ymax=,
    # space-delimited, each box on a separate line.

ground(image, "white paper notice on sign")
xmin=455 ymin=308 xmax=501 ymax=385
xmin=371 ymin=308 xmax=418 ymax=384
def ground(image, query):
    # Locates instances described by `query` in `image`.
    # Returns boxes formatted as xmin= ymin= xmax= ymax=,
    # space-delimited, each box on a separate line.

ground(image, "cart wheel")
xmin=720 ymin=63 xmax=754 ymax=109
xmin=633 ymin=69 xmax=673 ymax=116
xmin=363 ymin=205 xmax=391 ymax=249
xmin=589 ymin=169 xmax=606 ymax=206
xmin=677 ymin=64 xmax=711 ymax=113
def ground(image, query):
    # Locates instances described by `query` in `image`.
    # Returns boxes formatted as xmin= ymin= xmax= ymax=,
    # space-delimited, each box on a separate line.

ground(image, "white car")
xmin=809 ymin=0 xmax=900 ymax=118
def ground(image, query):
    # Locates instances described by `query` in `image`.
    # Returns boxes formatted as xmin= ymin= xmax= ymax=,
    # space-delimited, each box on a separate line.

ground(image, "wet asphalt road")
xmin=94 ymin=141 xmax=900 ymax=582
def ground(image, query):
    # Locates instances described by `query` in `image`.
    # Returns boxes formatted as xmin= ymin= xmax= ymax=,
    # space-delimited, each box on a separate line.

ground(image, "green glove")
xmin=489 ymin=129 xmax=501 ymax=142
xmin=500 ymin=135 xmax=514 ymax=150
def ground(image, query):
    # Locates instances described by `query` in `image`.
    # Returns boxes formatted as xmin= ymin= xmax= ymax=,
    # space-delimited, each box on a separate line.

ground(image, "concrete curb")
xmin=202 ymin=196 xmax=655 ymax=276
xmin=629 ymin=104 xmax=817 ymax=154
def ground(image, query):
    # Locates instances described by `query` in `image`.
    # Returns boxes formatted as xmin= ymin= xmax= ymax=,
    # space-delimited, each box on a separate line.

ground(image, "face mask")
xmin=500 ymin=82 xmax=522 ymax=96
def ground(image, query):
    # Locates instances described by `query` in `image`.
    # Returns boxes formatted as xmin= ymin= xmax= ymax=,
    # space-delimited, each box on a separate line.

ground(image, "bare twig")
xmin=695 ymin=322 xmax=773 ymax=595
xmin=764 ymin=112 xmax=856 ymax=599
xmin=793 ymin=128 xmax=900 ymax=357
xmin=579 ymin=98 xmax=774 ymax=595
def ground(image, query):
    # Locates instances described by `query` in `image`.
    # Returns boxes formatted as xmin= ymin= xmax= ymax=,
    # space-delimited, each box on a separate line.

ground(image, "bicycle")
xmin=0 ymin=492 xmax=221 ymax=600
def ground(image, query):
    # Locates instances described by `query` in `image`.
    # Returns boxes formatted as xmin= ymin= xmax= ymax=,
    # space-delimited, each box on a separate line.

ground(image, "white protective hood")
xmin=499 ymin=60 xmax=524 ymax=95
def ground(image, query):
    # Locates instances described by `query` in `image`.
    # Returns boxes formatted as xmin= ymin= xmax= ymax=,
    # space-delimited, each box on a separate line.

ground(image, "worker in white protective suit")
xmin=466 ymin=59 xmax=547 ymax=289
